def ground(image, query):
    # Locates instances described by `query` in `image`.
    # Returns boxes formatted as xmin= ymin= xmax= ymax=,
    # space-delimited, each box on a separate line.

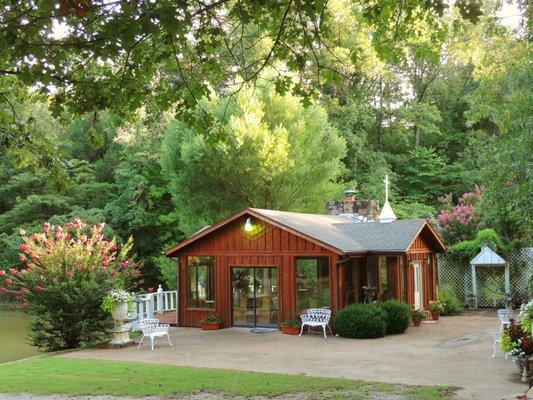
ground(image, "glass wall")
xmin=296 ymin=257 xmax=329 ymax=312
xmin=186 ymin=256 xmax=215 ymax=308
xmin=378 ymin=256 xmax=388 ymax=299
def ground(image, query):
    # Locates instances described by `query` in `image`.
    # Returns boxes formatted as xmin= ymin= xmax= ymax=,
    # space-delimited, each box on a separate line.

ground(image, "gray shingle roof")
xmin=250 ymin=208 xmax=427 ymax=253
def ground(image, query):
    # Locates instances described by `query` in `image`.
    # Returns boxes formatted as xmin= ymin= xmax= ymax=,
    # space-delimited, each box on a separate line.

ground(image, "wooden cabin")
xmin=164 ymin=208 xmax=446 ymax=328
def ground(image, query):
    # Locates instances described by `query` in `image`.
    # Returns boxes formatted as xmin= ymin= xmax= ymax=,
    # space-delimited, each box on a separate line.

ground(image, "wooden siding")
xmin=177 ymin=216 xmax=337 ymax=327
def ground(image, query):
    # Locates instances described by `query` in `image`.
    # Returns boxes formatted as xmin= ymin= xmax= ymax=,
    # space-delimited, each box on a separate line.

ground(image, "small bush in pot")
xmin=201 ymin=315 xmax=221 ymax=330
xmin=411 ymin=309 xmax=427 ymax=326
xmin=333 ymin=303 xmax=387 ymax=339
xmin=380 ymin=300 xmax=411 ymax=334
xmin=280 ymin=320 xmax=301 ymax=335
xmin=428 ymin=300 xmax=444 ymax=320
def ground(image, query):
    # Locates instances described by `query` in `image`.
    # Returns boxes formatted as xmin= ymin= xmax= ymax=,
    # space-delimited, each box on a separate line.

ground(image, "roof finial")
xmin=379 ymin=174 xmax=396 ymax=223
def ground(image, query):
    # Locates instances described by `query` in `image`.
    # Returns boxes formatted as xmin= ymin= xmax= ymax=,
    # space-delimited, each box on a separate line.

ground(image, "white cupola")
xmin=378 ymin=175 xmax=397 ymax=223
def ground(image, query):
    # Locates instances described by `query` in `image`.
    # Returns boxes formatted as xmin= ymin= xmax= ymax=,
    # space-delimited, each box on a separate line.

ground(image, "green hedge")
xmin=380 ymin=300 xmax=411 ymax=334
xmin=333 ymin=303 xmax=387 ymax=339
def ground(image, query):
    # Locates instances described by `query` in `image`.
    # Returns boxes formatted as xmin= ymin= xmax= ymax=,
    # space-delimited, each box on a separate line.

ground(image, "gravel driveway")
xmin=60 ymin=312 xmax=527 ymax=400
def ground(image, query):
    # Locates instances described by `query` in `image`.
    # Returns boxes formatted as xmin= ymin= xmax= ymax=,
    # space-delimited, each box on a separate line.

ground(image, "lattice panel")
xmin=437 ymin=247 xmax=533 ymax=308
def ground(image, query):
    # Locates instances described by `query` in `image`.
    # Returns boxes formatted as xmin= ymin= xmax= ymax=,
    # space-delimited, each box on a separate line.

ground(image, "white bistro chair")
xmin=299 ymin=308 xmax=332 ymax=339
xmin=490 ymin=331 xmax=501 ymax=358
xmin=497 ymin=309 xmax=513 ymax=330
xmin=138 ymin=318 xmax=172 ymax=350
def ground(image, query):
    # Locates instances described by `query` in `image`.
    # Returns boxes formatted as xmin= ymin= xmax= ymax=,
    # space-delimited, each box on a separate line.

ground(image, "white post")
xmin=157 ymin=285 xmax=164 ymax=314
xmin=146 ymin=294 xmax=155 ymax=319
xmin=504 ymin=264 xmax=511 ymax=309
xmin=471 ymin=264 xmax=478 ymax=309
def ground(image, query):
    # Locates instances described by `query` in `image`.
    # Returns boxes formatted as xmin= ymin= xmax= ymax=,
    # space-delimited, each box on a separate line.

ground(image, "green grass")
xmin=0 ymin=356 xmax=457 ymax=399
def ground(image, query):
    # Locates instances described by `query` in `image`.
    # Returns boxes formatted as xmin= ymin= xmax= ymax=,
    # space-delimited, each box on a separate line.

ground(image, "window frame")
xmin=186 ymin=256 xmax=216 ymax=309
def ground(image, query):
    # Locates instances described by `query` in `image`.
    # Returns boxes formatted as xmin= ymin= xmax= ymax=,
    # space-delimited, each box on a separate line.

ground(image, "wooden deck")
xmin=156 ymin=310 xmax=178 ymax=326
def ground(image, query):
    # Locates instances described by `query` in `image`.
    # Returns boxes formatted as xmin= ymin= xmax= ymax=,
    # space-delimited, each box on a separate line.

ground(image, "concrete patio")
xmin=61 ymin=312 xmax=527 ymax=400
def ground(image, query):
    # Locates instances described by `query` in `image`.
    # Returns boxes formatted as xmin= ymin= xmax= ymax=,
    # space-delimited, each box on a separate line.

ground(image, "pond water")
xmin=0 ymin=312 xmax=41 ymax=363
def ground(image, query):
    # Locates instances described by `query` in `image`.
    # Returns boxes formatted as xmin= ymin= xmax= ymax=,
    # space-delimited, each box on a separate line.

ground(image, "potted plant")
xmin=101 ymin=289 xmax=135 ymax=345
xmin=280 ymin=320 xmax=301 ymax=335
xmin=201 ymin=315 xmax=221 ymax=330
xmin=411 ymin=309 xmax=427 ymax=327
xmin=428 ymin=300 xmax=445 ymax=321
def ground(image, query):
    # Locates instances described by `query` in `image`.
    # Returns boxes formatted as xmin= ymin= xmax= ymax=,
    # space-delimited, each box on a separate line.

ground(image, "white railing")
xmin=129 ymin=285 xmax=177 ymax=330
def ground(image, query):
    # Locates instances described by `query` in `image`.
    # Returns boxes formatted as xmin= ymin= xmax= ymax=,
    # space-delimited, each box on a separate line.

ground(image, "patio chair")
xmin=138 ymin=318 xmax=172 ymax=350
xmin=490 ymin=331 xmax=501 ymax=358
xmin=497 ymin=309 xmax=512 ymax=330
xmin=299 ymin=308 xmax=332 ymax=339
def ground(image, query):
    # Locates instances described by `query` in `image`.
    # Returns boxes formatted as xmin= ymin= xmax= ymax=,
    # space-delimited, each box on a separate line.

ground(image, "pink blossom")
xmin=9 ymin=268 xmax=19 ymax=275
xmin=109 ymin=242 xmax=118 ymax=251
xmin=18 ymin=243 xmax=29 ymax=253
xmin=148 ymin=287 xmax=155 ymax=293
xmin=67 ymin=219 xmax=86 ymax=229
xmin=35 ymin=285 xmax=44 ymax=292
xmin=66 ymin=271 xmax=74 ymax=278
xmin=111 ymin=271 xmax=119 ymax=277
xmin=4 ymin=278 xmax=13 ymax=285
xmin=0 ymin=287 xmax=6 ymax=293
xmin=0 ymin=270 xmax=5 ymax=276
xmin=44 ymin=222 xmax=51 ymax=232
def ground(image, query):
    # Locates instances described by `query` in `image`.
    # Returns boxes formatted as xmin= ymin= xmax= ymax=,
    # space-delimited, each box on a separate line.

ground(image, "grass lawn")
xmin=0 ymin=356 xmax=456 ymax=399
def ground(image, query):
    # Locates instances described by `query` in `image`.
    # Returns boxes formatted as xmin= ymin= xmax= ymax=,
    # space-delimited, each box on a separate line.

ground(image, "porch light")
xmin=244 ymin=217 xmax=253 ymax=232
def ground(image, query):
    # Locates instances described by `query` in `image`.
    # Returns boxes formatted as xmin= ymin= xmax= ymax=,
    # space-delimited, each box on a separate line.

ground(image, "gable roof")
xmin=164 ymin=208 xmax=446 ymax=257
xmin=470 ymin=245 xmax=506 ymax=266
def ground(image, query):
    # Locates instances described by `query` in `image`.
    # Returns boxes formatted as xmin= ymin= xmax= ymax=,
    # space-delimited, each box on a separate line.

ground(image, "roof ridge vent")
xmin=378 ymin=175 xmax=396 ymax=223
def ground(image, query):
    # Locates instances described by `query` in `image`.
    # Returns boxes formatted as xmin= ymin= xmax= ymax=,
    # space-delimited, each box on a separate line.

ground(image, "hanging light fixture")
xmin=244 ymin=217 xmax=253 ymax=232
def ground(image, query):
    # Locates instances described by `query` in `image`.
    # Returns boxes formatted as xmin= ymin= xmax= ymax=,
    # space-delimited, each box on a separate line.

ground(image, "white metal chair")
xmin=138 ymin=318 xmax=172 ymax=350
xmin=497 ymin=309 xmax=513 ymax=330
xmin=490 ymin=331 xmax=501 ymax=358
xmin=299 ymin=308 xmax=332 ymax=339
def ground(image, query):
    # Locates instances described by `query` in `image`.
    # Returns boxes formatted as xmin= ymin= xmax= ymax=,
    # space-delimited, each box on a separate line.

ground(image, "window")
xmin=378 ymin=256 xmax=388 ymax=298
xmin=296 ymin=257 xmax=329 ymax=312
xmin=400 ymin=257 xmax=407 ymax=301
xmin=186 ymin=256 xmax=215 ymax=308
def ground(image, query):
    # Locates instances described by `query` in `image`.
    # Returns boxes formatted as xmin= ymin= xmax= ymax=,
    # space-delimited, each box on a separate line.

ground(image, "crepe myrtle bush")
xmin=0 ymin=220 xmax=140 ymax=351
xmin=333 ymin=303 xmax=387 ymax=339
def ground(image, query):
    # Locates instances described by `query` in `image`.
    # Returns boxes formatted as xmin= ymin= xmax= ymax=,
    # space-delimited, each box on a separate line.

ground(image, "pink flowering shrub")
xmin=0 ymin=220 xmax=139 ymax=350
xmin=437 ymin=186 xmax=483 ymax=244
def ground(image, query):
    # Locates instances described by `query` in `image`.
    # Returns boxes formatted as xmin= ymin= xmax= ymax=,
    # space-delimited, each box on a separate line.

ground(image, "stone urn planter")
xmin=515 ymin=357 xmax=532 ymax=382
xmin=102 ymin=290 xmax=134 ymax=347
xmin=109 ymin=301 xmax=132 ymax=346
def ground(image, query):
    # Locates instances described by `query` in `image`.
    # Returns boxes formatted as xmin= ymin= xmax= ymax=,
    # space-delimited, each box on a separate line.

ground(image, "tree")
xmin=160 ymin=79 xmax=347 ymax=233
xmin=0 ymin=1 xmax=483 ymax=117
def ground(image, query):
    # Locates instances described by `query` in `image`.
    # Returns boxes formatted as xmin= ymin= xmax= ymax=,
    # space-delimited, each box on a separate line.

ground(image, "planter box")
xmin=280 ymin=326 xmax=300 ymax=335
xmin=413 ymin=316 xmax=422 ymax=327
xmin=431 ymin=311 xmax=440 ymax=321
xmin=201 ymin=322 xmax=220 ymax=330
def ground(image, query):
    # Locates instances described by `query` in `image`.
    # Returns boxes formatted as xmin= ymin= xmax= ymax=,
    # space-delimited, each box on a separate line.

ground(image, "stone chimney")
xmin=325 ymin=189 xmax=380 ymax=221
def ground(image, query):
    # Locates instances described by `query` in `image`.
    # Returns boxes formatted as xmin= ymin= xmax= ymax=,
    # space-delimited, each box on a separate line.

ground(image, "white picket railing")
xmin=130 ymin=285 xmax=177 ymax=330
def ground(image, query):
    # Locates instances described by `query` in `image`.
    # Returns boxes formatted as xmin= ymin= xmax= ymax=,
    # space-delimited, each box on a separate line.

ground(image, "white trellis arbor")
xmin=470 ymin=245 xmax=509 ymax=309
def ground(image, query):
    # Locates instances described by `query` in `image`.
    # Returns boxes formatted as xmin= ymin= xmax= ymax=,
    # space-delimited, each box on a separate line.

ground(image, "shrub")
xmin=333 ymin=303 xmax=387 ymax=339
xmin=437 ymin=284 xmax=463 ymax=316
xmin=0 ymin=220 xmax=139 ymax=351
xmin=380 ymin=300 xmax=411 ymax=334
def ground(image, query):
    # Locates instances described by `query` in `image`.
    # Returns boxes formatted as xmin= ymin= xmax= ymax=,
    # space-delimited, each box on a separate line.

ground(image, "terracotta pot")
xmin=431 ymin=311 xmax=440 ymax=321
xmin=413 ymin=316 xmax=422 ymax=327
xmin=201 ymin=322 xmax=220 ymax=330
xmin=280 ymin=326 xmax=300 ymax=335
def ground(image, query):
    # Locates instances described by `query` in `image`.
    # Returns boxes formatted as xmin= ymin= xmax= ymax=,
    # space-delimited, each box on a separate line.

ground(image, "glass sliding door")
xmin=231 ymin=267 xmax=278 ymax=327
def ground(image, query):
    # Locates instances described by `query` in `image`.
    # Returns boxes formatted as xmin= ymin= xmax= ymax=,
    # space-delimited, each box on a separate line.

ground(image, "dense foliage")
xmin=333 ymin=303 xmax=387 ymax=339
xmin=436 ymin=285 xmax=464 ymax=316
xmin=0 ymin=220 xmax=138 ymax=350
xmin=380 ymin=300 xmax=411 ymax=334
xmin=0 ymin=1 xmax=531 ymax=287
